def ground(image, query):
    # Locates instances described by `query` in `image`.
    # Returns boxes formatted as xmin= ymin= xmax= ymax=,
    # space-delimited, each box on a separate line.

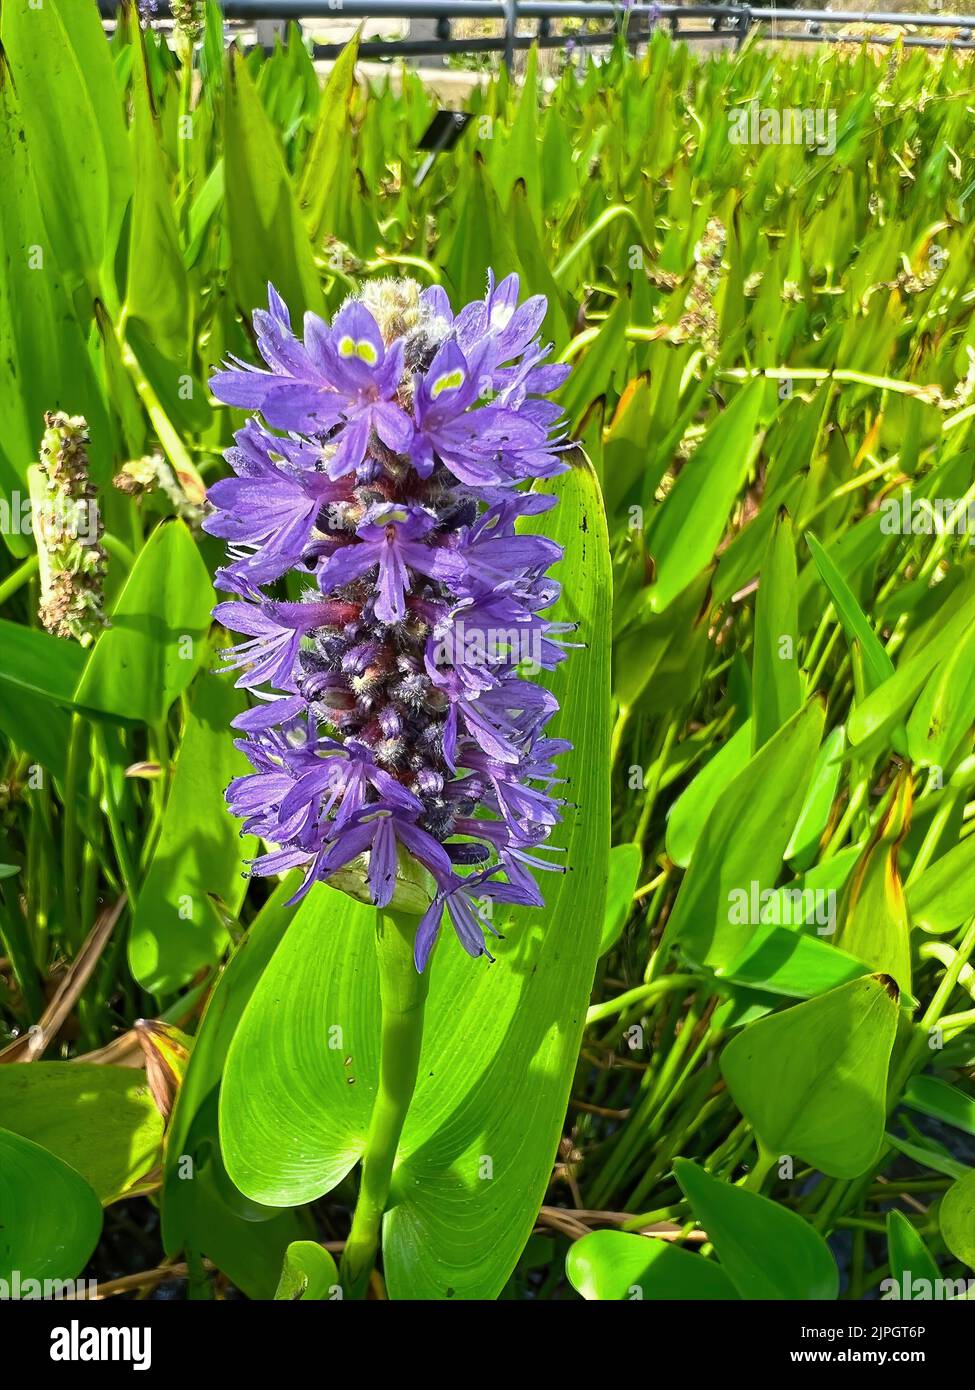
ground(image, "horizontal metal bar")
xmin=303 ymin=29 xmax=975 ymax=59
xmin=664 ymin=5 xmax=974 ymax=25
xmin=96 ymin=0 xmax=975 ymax=26
xmin=776 ymin=28 xmax=975 ymax=45
xmin=100 ymin=1 xmax=621 ymax=16
xmin=311 ymin=28 xmax=634 ymax=58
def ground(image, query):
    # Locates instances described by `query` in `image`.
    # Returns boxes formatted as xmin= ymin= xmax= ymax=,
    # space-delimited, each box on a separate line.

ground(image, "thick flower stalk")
xmin=206 ymin=274 xmax=575 ymax=971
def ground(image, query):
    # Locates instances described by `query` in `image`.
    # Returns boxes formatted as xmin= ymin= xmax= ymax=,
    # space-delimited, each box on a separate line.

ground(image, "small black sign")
xmin=417 ymin=110 xmax=472 ymax=152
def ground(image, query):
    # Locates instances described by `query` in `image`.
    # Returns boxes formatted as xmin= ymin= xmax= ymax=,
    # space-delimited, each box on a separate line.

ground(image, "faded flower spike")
xmin=207 ymin=274 xmax=576 ymax=970
xmin=29 ymin=412 xmax=108 ymax=648
xmin=170 ymin=0 xmax=205 ymax=43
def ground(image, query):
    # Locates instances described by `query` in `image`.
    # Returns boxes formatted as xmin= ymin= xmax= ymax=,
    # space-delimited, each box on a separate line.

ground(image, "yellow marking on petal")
xmin=431 ymin=367 xmax=466 ymax=399
xmin=338 ymin=336 xmax=379 ymax=365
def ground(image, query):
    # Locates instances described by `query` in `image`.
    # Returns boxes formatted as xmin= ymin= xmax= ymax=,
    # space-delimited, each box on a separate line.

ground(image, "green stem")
xmin=176 ymin=33 xmax=194 ymax=213
xmin=0 ymin=890 xmax=44 ymax=1020
xmin=93 ymin=726 xmax=139 ymax=906
xmin=62 ymin=714 xmax=84 ymax=950
xmin=115 ymin=321 xmax=206 ymax=505
xmin=586 ymin=973 xmax=697 ymax=1026
xmin=906 ymin=779 xmax=962 ymax=887
xmin=102 ymin=532 xmax=136 ymax=571
xmin=552 ymin=204 xmax=647 ymax=284
xmin=0 ymin=554 xmax=40 ymax=609
xmin=610 ymin=703 xmax=631 ymax=768
xmin=634 ymin=719 xmax=678 ymax=847
xmin=741 ymin=1140 xmax=777 ymax=1193
xmin=339 ymin=909 xmax=429 ymax=1299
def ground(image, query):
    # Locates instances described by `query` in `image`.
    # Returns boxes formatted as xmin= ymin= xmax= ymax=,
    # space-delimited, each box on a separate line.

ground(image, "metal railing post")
xmin=734 ymin=2 xmax=751 ymax=48
xmin=503 ymin=0 xmax=517 ymax=70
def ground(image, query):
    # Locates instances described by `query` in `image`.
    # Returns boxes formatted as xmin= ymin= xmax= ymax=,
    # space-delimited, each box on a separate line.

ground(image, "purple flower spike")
xmin=208 ymin=275 xmax=575 ymax=970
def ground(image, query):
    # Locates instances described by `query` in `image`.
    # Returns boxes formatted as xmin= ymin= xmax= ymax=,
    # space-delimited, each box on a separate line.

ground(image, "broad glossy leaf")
xmin=805 ymin=532 xmax=894 ymax=695
xmin=906 ymin=620 xmax=975 ymax=769
xmin=489 ymin=46 xmax=542 ymax=226
xmin=0 ymin=71 xmax=113 ymax=516
xmin=600 ymin=842 xmax=642 ymax=955
xmin=274 ymin=1241 xmax=340 ymax=1301
xmin=159 ymin=881 xmax=304 ymax=1297
xmin=940 ymin=1169 xmax=975 ymax=1272
xmin=886 ymin=1210 xmax=942 ymax=1298
xmin=663 ymin=701 xmax=825 ymax=968
xmin=602 ymin=374 xmax=654 ymax=519
xmin=848 ymin=590 xmax=975 ymax=750
xmin=720 ymin=975 xmax=900 ymax=1179
xmin=902 ymin=1076 xmax=975 ymax=1137
xmin=833 ymin=770 xmax=913 ymax=997
xmin=714 ymin=924 xmax=868 ymax=999
xmin=785 ymin=724 xmax=845 ymax=870
xmin=665 ymin=719 xmax=752 ymax=869
xmin=674 ymin=1159 xmax=839 ymax=1300
xmin=907 ymin=832 xmax=975 ymax=935
xmin=645 ymin=380 xmax=764 ymax=613
xmin=172 ymin=1091 xmax=303 ymax=1299
xmin=0 ymin=1127 xmax=102 ymax=1282
xmin=162 ymin=874 xmax=300 ymax=1256
xmin=566 ymin=1229 xmax=738 ymax=1301
xmin=219 ymin=888 xmax=380 ymax=1206
xmin=74 ymin=519 xmax=212 ymax=725
xmin=615 ymin=572 xmax=709 ymax=713
xmin=126 ymin=32 xmax=189 ymax=359
xmin=129 ymin=672 xmax=257 ymax=994
xmin=224 ymin=48 xmax=323 ymax=320
xmin=1 ymin=0 xmax=131 ymax=305
xmin=0 ymin=1063 xmax=162 ymax=1204
xmin=0 ymin=678 xmax=73 ymax=782
xmin=298 ymin=32 xmax=360 ymax=245
xmin=557 ymin=292 xmax=628 ymax=432
xmin=0 ymin=618 xmax=85 ymax=706
xmin=752 ymin=507 xmax=801 ymax=750
xmin=442 ymin=154 xmax=519 ymax=307
xmin=507 ymin=179 xmax=570 ymax=353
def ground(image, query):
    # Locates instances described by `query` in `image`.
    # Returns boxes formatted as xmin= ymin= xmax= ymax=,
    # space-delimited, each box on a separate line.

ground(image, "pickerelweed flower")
xmin=30 ymin=413 xmax=108 ymax=648
xmin=207 ymin=274 xmax=576 ymax=970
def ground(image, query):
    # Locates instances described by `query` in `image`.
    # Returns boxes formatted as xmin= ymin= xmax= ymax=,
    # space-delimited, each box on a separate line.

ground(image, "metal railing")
xmin=99 ymin=2 xmax=975 ymax=60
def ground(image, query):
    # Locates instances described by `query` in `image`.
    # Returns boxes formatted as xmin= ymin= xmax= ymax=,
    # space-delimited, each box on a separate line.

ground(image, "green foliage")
xmin=0 ymin=1128 xmax=103 ymax=1282
xmin=674 ymin=1160 xmax=839 ymax=1300
xmin=566 ymin=1227 xmax=738 ymax=1301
